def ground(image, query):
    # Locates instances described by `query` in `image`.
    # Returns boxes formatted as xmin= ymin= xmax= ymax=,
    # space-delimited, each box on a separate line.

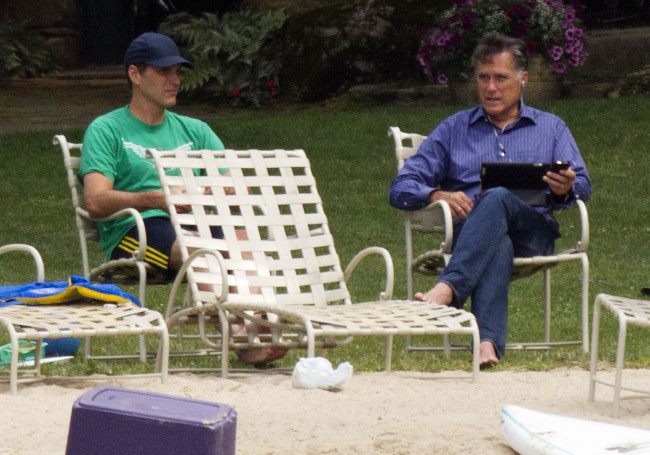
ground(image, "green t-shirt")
xmin=79 ymin=106 xmax=225 ymax=257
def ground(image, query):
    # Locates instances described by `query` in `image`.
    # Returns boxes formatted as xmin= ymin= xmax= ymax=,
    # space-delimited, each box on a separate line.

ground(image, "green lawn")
xmin=0 ymin=94 xmax=648 ymax=376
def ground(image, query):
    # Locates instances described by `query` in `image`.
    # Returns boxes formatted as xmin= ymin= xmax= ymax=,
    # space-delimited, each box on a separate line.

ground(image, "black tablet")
xmin=480 ymin=162 xmax=550 ymax=206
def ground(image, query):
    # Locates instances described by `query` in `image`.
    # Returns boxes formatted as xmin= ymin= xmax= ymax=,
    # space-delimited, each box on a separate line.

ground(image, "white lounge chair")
xmin=0 ymin=243 xmax=169 ymax=394
xmin=149 ymin=148 xmax=480 ymax=380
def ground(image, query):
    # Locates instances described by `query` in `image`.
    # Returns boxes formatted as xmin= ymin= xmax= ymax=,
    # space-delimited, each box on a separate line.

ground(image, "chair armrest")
xmin=414 ymin=199 xmax=454 ymax=255
xmin=574 ymin=199 xmax=589 ymax=252
xmin=344 ymin=246 xmax=394 ymax=301
xmin=76 ymin=207 xmax=149 ymax=261
xmin=0 ymin=244 xmax=45 ymax=282
xmin=165 ymin=248 xmax=229 ymax=320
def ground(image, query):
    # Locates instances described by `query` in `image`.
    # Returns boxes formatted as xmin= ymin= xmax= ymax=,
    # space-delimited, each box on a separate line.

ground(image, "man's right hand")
xmin=430 ymin=190 xmax=474 ymax=222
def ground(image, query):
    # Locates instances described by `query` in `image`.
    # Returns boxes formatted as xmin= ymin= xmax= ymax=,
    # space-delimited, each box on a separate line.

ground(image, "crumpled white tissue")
xmin=292 ymin=356 xmax=353 ymax=390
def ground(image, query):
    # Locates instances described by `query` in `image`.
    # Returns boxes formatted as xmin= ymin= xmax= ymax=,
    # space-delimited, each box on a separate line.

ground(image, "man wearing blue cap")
xmin=79 ymin=32 xmax=286 ymax=365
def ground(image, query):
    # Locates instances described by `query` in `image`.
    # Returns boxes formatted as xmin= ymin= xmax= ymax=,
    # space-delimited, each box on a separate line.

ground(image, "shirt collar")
xmin=469 ymin=99 xmax=536 ymax=127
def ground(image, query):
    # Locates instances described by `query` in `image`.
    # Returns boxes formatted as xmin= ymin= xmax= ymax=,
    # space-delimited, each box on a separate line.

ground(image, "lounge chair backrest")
xmin=152 ymin=148 xmax=352 ymax=308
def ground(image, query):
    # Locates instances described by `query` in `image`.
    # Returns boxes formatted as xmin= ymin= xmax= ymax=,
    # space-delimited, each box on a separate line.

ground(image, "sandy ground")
xmin=2 ymin=366 xmax=650 ymax=454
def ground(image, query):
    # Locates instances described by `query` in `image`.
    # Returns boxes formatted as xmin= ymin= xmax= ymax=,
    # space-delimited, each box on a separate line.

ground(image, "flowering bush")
xmin=417 ymin=0 xmax=587 ymax=84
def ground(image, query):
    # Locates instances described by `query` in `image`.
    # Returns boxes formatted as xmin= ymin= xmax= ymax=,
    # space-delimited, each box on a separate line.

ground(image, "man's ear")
xmin=127 ymin=64 xmax=140 ymax=86
xmin=520 ymin=71 xmax=529 ymax=88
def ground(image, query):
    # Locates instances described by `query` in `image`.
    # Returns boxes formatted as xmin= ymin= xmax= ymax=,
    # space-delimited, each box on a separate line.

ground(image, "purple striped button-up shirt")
xmin=389 ymin=102 xmax=591 ymax=219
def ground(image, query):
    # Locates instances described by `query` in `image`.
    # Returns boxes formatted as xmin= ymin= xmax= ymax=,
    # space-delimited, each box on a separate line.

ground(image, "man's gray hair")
xmin=471 ymin=32 xmax=529 ymax=74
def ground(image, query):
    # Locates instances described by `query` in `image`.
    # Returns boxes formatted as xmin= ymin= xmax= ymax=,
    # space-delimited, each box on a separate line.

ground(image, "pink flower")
xmin=437 ymin=74 xmax=448 ymax=85
xmin=232 ymin=87 xmax=240 ymax=96
xmin=268 ymin=80 xmax=278 ymax=96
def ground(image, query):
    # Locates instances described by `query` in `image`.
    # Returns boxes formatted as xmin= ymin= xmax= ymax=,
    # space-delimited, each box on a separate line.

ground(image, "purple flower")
xmin=553 ymin=62 xmax=567 ymax=74
xmin=565 ymin=26 xmax=576 ymax=41
xmin=568 ymin=54 xmax=581 ymax=66
xmin=437 ymin=32 xmax=451 ymax=47
xmin=549 ymin=45 xmax=564 ymax=61
xmin=451 ymin=11 xmax=477 ymax=29
xmin=565 ymin=9 xmax=575 ymax=22
xmin=417 ymin=0 xmax=587 ymax=83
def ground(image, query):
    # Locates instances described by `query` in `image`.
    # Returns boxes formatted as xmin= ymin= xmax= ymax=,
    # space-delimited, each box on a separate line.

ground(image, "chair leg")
xmin=219 ymin=310 xmax=230 ymax=378
xmin=384 ymin=335 xmax=393 ymax=373
xmin=581 ymin=255 xmax=590 ymax=353
xmin=83 ymin=335 xmax=91 ymax=362
xmin=543 ymin=269 xmax=551 ymax=343
xmin=613 ymin=316 xmax=628 ymax=418
xmin=588 ymin=296 xmax=602 ymax=402
xmin=9 ymin=336 xmax=19 ymax=395
xmin=471 ymin=323 xmax=480 ymax=382
xmin=443 ymin=335 xmax=451 ymax=358
xmin=404 ymin=221 xmax=414 ymax=353
xmin=138 ymin=263 xmax=148 ymax=362
xmin=155 ymin=327 xmax=170 ymax=384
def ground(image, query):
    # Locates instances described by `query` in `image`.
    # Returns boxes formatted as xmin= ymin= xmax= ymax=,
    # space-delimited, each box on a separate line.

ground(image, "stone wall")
xmin=563 ymin=27 xmax=650 ymax=98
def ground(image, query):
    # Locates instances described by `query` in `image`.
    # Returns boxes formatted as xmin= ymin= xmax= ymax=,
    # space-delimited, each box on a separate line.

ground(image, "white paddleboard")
xmin=501 ymin=404 xmax=650 ymax=455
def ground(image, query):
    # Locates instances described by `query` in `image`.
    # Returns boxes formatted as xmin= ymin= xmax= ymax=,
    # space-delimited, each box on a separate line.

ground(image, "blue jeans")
xmin=438 ymin=187 xmax=558 ymax=358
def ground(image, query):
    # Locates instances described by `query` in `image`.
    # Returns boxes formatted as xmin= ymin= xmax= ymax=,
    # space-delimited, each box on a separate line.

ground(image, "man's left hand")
xmin=544 ymin=167 xmax=575 ymax=197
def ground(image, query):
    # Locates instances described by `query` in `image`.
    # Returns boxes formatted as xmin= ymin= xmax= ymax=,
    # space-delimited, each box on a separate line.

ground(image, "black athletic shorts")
xmin=110 ymin=217 xmax=224 ymax=278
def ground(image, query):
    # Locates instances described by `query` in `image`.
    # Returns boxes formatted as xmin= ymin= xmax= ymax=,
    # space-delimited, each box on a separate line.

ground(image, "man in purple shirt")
xmin=389 ymin=32 xmax=591 ymax=367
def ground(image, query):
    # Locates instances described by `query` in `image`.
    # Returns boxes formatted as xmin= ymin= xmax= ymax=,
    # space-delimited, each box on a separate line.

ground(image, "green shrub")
xmin=159 ymin=9 xmax=287 ymax=107
xmin=0 ymin=19 xmax=60 ymax=84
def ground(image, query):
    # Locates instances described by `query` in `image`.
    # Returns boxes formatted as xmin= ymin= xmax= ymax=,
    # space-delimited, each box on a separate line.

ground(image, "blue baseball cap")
xmin=123 ymin=32 xmax=193 ymax=69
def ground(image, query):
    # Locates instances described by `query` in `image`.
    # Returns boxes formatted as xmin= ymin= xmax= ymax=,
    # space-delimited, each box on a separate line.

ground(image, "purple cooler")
xmin=65 ymin=386 xmax=237 ymax=455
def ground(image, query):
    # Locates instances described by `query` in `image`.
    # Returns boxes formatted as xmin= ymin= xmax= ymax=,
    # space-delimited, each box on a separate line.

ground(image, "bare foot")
xmin=235 ymin=346 xmax=288 ymax=365
xmin=479 ymin=341 xmax=499 ymax=369
xmin=414 ymin=282 xmax=453 ymax=305
xmin=231 ymin=321 xmax=288 ymax=366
